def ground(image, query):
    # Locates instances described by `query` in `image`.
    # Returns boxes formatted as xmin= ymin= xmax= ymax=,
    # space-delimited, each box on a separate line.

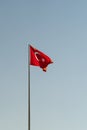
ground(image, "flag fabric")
xmin=29 ymin=45 xmax=53 ymax=72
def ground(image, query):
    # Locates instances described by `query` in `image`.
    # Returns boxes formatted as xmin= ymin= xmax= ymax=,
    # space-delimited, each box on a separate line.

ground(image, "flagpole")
xmin=28 ymin=44 xmax=30 ymax=130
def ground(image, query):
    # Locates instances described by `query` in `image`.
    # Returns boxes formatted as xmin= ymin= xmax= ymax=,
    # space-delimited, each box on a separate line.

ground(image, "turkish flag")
xmin=29 ymin=45 xmax=53 ymax=72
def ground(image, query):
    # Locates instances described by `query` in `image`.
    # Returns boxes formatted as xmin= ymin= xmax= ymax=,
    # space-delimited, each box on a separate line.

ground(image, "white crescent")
xmin=35 ymin=51 xmax=45 ymax=63
xmin=35 ymin=52 xmax=40 ymax=61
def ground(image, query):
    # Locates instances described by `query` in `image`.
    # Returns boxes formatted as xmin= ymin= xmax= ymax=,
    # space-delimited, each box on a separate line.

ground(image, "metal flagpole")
xmin=28 ymin=44 xmax=30 ymax=130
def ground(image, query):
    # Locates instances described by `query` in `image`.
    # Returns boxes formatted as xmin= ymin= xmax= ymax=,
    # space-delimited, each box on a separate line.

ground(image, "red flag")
xmin=29 ymin=45 xmax=53 ymax=72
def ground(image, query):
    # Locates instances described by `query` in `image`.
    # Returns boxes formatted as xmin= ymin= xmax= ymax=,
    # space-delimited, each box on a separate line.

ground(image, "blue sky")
xmin=1 ymin=0 xmax=87 ymax=130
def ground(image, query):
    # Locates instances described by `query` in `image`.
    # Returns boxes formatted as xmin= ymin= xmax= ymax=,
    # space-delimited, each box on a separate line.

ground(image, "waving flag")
xmin=29 ymin=45 xmax=53 ymax=72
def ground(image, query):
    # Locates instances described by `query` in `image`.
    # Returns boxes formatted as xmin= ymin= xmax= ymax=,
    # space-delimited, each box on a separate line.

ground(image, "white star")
xmin=41 ymin=58 xmax=45 ymax=62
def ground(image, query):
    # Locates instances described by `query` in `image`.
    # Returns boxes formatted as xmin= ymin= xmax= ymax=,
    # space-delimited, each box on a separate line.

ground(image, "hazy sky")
xmin=1 ymin=0 xmax=87 ymax=130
